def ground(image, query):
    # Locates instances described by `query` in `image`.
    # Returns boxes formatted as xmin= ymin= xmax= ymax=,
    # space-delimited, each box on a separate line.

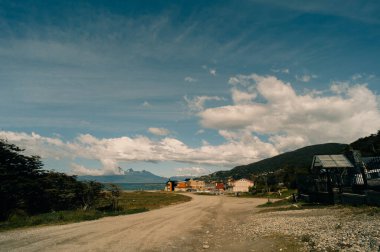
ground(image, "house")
xmin=174 ymin=181 xmax=188 ymax=192
xmin=165 ymin=178 xmax=206 ymax=192
xmin=215 ymin=182 xmax=225 ymax=191
xmin=165 ymin=180 xmax=176 ymax=191
xmin=187 ymin=179 xmax=205 ymax=191
xmin=231 ymin=178 xmax=254 ymax=192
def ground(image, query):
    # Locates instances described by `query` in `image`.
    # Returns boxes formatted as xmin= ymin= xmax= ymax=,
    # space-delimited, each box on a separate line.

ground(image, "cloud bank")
xmin=200 ymin=74 xmax=380 ymax=151
xmin=1 ymin=74 xmax=379 ymax=176
xmin=0 ymin=130 xmax=277 ymax=175
xmin=175 ymin=167 xmax=210 ymax=176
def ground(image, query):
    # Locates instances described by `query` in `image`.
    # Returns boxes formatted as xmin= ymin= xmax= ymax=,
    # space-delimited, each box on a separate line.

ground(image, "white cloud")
xmin=0 ymin=131 xmax=68 ymax=159
xmin=201 ymin=65 xmax=216 ymax=77
xmin=200 ymin=73 xmax=380 ymax=151
xmin=295 ymin=74 xmax=317 ymax=82
xmin=228 ymin=73 xmax=258 ymax=87
xmin=271 ymin=68 xmax=289 ymax=74
xmin=0 ymin=130 xmax=278 ymax=175
xmin=184 ymin=95 xmax=224 ymax=112
xmin=142 ymin=101 xmax=151 ymax=107
xmin=352 ymin=73 xmax=362 ymax=80
xmin=2 ymin=74 xmax=378 ymax=176
xmin=175 ymin=167 xmax=210 ymax=176
xmin=209 ymin=69 xmax=216 ymax=76
xmin=368 ymin=74 xmax=376 ymax=80
xmin=184 ymin=76 xmax=197 ymax=83
xmin=330 ymin=82 xmax=350 ymax=94
xmin=148 ymin=127 xmax=171 ymax=136
xmin=195 ymin=129 xmax=205 ymax=135
xmin=231 ymin=88 xmax=257 ymax=104
xmin=269 ymin=135 xmax=310 ymax=152
xmin=70 ymin=163 xmax=105 ymax=176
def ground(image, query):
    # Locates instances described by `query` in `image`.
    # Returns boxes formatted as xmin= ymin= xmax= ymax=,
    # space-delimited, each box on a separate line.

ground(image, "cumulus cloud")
xmin=195 ymin=129 xmax=205 ymax=135
xmin=142 ymin=101 xmax=151 ymax=107
xmin=209 ymin=69 xmax=217 ymax=76
xmin=148 ymin=127 xmax=171 ymax=136
xmin=70 ymin=163 xmax=104 ymax=176
xmin=271 ymin=68 xmax=289 ymax=74
xmin=295 ymin=74 xmax=317 ymax=82
xmin=0 ymin=130 xmax=278 ymax=175
xmin=175 ymin=167 xmax=210 ymax=176
xmin=184 ymin=76 xmax=197 ymax=83
xmin=200 ymin=73 xmax=380 ymax=151
xmin=2 ymin=73 xmax=379 ymax=175
xmin=201 ymin=65 xmax=217 ymax=76
xmin=269 ymin=135 xmax=310 ymax=152
xmin=330 ymin=82 xmax=350 ymax=94
xmin=231 ymin=88 xmax=257 ymax=104
xmin=0 ymin=131 xmax=68 ymax=159
xmin=184 ymin=95 xmax=224 ymax=112
xmin=352 ymin=73 xmax=362 ymax=80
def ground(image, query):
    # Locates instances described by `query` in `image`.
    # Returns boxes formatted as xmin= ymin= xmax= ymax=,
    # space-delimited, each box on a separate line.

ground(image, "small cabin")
xmin=231 ymin=178 xmax=254 ymax=192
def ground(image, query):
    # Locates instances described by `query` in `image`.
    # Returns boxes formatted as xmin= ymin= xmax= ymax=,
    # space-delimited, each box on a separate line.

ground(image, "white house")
xmin=232 ymin=178 xmax=254 ymax=192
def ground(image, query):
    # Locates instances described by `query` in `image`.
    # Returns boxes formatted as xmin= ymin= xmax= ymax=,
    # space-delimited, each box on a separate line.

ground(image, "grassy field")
xmin=118 ymin=191 xmax=192 ymax=210
xmin=0 ymin=191 xmax=191 ymax=231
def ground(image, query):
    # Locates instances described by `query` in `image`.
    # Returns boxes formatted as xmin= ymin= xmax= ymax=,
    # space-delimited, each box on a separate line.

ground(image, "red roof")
xmin=215 ymin=183 xmax=224 ymax=190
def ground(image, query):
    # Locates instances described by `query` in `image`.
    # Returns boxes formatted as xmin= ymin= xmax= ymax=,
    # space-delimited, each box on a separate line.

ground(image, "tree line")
xmin=0 ymin=140 xmax=119 ymax=221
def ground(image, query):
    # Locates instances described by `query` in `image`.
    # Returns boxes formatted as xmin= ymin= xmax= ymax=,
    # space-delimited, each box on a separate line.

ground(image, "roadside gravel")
xmin=234 ymin=206 xmax=380 ymax=251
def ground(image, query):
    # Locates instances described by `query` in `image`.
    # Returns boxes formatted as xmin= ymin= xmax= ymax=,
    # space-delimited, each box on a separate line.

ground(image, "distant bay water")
xmin=113 ymin=183 xmax=166 ymax=191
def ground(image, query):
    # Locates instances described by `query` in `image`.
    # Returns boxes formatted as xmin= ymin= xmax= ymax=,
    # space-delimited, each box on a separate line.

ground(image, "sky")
xmin=1 ymin=0 xmax=380 ymax=177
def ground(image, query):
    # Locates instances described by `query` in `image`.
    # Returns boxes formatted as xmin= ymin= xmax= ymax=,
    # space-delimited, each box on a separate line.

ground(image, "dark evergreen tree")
xmin=0 ymin=140 xmax=104 ymax=220
xmin=0 ymin=140 xmax=45 ymax=219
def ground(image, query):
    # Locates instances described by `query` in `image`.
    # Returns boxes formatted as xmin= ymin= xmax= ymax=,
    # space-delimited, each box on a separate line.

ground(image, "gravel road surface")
xmin=0 ymin=195 xmax=268 ymax=252
xmin=2 ymin=194 xmax=378 ymax=252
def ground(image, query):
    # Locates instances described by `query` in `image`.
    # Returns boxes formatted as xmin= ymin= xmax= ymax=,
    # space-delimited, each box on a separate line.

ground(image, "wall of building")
xmin=232 ymin=179 xmax=254 ymax=192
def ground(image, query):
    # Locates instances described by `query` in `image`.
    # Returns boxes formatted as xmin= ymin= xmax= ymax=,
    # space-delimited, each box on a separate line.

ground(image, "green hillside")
xmin=350 ymin=130 xmax=380 ymax=157
xmin=200 ymin=143 xmax=348 ymax=182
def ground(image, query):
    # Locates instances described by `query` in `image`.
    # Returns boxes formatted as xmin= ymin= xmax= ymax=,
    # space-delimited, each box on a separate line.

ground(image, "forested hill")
xmin=200 ymin=143 xmax=347 ymax=182
xmin=350 ymin=131 xmax=380 ymax=157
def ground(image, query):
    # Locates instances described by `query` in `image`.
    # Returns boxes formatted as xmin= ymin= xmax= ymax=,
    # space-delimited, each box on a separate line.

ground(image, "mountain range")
xmin=78 ymin=169 xmax=197 ymax=184
xmin=78 ymin=168 xmax=168 ymax=183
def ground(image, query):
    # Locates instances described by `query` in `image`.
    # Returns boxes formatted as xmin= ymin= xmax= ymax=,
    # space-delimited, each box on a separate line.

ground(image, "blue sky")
xmin=1 ymin=0 xmax=380 ymax=177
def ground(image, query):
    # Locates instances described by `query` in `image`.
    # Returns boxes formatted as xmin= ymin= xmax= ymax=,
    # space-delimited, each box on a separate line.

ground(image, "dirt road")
xmin=0 ymin=194 xmax=275 ymax=252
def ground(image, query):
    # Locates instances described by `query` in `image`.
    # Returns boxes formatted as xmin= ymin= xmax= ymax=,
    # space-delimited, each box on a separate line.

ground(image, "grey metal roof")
xmin=313 ymin=155 xmax=354 ymax=168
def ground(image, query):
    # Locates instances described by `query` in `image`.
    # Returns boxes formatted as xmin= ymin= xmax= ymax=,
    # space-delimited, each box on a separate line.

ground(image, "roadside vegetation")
xmin=0 ymin=140 xmax=191 ymax=231
xmin=232 ymin=188 xmax=297 ymax=199
xmin=257 ymin=198 xmax=313 ymax=211
xmin=1 ymin=191 xmax=191 ymax=231
xmin=257 ymin=197 xmax=380 ymax=216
